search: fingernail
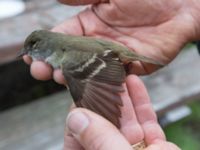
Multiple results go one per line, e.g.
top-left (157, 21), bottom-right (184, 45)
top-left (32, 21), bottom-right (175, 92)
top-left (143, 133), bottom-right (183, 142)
top-left (66, 111), bottom-right (89, 135)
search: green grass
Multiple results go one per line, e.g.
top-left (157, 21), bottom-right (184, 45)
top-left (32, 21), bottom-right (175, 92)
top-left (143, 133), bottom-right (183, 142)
top-left (164, 101), bottom-right (200, 150)
top-left (183, 43), bottom-right (195, 50)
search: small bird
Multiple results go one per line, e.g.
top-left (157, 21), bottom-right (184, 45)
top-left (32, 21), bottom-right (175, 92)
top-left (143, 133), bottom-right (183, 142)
top-left (19, 30), bottom-right (163, 128)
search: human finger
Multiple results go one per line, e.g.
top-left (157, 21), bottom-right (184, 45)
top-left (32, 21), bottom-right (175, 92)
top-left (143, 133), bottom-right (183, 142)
top-left (66, 108), bottom-right (132, 150)
top-left (126, 75), bottom-right (166, 144)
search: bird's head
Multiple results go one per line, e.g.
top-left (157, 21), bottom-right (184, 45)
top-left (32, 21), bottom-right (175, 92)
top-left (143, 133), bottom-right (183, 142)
top-left (19, 30), bottom-right (61, 61)
top-left (19, 30), bottom-right (69, 68)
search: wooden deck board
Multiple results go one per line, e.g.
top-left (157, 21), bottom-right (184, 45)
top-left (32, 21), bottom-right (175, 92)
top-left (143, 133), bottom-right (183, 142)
top-left (0, 92), bottom-right (72, 150)
top-left (144, 47), bottom-right (200, 115)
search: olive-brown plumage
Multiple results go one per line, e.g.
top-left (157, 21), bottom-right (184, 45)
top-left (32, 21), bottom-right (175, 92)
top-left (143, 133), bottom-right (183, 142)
top-left (21, 30), bottom-right (162, 128)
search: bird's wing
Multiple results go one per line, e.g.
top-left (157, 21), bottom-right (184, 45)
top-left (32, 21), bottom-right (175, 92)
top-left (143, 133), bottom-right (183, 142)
top-left (62, 50), bottom-right (126, 128)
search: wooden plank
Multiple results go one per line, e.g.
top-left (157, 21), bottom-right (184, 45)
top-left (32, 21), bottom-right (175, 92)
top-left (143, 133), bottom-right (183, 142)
top-left (0, 92), bottom-right (72, 150)
top-left (143, 47), bottom-right (200, 116)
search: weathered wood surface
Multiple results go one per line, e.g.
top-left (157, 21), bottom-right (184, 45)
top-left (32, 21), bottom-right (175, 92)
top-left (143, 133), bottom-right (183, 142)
top-left (0, 92), bottom-right (72, 150)
top-left (0, 47), bottom-right (200, 150)
top-left (144, 47), bottom-right (200, 116)
top-left (0, 1), bottom-right (84, 64)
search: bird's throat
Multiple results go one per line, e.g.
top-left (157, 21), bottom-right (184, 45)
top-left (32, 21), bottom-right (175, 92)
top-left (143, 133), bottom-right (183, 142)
top-left (45, 52), bottom-right (63, 69)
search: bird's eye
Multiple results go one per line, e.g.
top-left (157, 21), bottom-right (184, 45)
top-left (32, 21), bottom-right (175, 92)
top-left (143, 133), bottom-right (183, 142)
top-left (29, 40), bottom-right (38, 48)
top-left (31, 41), bottom-right (37, 48)
top-left (33, 43), bottom-right (37, 48)
top-left (61, 48), bottom-right (65, 52)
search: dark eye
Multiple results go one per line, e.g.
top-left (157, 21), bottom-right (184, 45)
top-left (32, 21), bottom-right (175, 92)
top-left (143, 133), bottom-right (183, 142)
top-left (61, 48), bottom-right (65, 52)
top-left (30, 40), bottom-right (37, 48)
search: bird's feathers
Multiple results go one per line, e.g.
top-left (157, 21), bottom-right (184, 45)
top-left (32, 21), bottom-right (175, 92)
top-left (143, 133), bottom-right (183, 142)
top-left (22, 30), bottom-right (165, 128)
top-left (62, 50), bottom-right (125, 128)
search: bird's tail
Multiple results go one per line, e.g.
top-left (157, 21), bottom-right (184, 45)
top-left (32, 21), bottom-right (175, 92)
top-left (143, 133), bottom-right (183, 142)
top-left (120, 51), bottom-right (165, 66)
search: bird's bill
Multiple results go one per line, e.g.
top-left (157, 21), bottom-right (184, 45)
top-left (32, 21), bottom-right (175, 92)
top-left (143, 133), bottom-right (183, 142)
top-left (16, 48), bottom-right (27, 59)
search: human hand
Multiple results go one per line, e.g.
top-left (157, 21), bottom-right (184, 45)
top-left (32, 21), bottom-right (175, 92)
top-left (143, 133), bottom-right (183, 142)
top-left (64, 75), bottom-right (180, 150)
top-left (24, 0), bottom-right (200, 84)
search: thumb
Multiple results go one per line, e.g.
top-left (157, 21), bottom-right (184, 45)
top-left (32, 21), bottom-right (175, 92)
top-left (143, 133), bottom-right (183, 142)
top-left (66, 108), bottom-right (132, 150)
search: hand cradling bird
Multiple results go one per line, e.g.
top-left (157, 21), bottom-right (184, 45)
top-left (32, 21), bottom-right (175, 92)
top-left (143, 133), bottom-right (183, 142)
top-left (19, 30), bottom-right (163, 128)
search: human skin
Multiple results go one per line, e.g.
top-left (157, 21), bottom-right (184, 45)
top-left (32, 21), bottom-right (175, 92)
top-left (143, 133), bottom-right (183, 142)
top-left (64, 75), bottom-right (181, 150)
top-left (24, 0), bottom-right (200, 84)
